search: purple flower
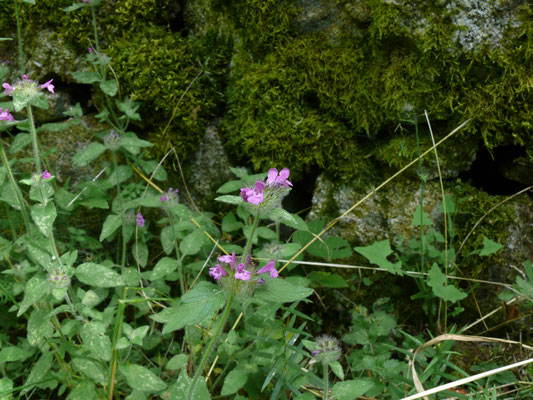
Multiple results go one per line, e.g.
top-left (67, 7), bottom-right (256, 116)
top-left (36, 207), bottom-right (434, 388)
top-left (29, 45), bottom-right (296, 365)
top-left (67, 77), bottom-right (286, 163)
top-left (88, 47), bottom-right (94, 53)
top-left (235, 263), bottom-right (251, 281)
top-left (41, 79), bottom-right (54, 93)
top-left (218, 251), bottom-right (237, 270)
top-left (136, 213), bottom-right (145, 227)
top-left (0, 107), bottom-right (14, 122)
top-left (257, 260), bottom-right (278, 278)
top-left (209, 264), bottom-right (228, 280)
top-left (160, 187), bottom-right (179, 203)
top-left (2, 83), bottom-right (14, 96)
top-left (240, 181), bottom-right (265, 205)
top-left (42, 170), bottom-right (52, 180)
top-left (266, 168), bottom-right (292, 188)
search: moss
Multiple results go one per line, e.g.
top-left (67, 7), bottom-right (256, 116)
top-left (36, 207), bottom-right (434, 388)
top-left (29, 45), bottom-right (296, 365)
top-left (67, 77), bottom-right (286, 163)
top-left (107, 25), bottom-right (232, 157)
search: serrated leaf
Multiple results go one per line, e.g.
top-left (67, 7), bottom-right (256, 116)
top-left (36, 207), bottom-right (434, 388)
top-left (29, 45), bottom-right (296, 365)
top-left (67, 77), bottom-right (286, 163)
top-left (169, 369), bottom-right (210, 400)
top-left (166, 354), bottom-right (188, 370)
top-left (72, 358), bottom-right (107, 384)
top-left (76, 263), bottom-right (124, 288)
top-left (66, 381), bottom-right (97, 400)
top-left (18, 275), bottom-right (49, 316)
top-left (80, 322), bottom-right (112, 361)
top-left (99, 214), bottom-right (122, 241)
top-left (354, 240), bottom-right (403, 275)
top-left (254, 278), bottom-right (312, 303)
top-left (221, 366), bottom-right (248, 396)
top-left (269, 208), bottom-right (308, 231)
top-left (410, 204), bottom-right (433, 226)
top-left (73, 142), bottom-right (106, 167)
top-left (180, 229), bottom-right (204, 256)
top-left (427, 263), bottom-right (467, 303)
top-left (215, 195), bottom-right (243, 205)
top-left (8, 132), bottom-right (31, 154)
top-left (479, 237), bottom-right (504, 256)
top-left (99, 80), bottom-right (117, 96)
top-left (119, 364), bottom-right (166, 393)
top-left (331, 379), bottom-right (374, 400)
top-left (329, 360), bottom-right (344, 380)
top-left (31, 202), bottom-right (56, 236)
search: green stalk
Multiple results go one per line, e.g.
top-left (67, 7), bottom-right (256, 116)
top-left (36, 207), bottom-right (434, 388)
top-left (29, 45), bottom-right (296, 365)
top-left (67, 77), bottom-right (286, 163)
top-left (0, 140), bottom-right (32, 240)
top-left (112, 151), bottom-right (127, 267)
top-left (27, 105), bottom-right (41, 174)
top-left (188, 292), bottom-right (234, 400)
top-left (167, 210), bottom-right (185, 296)
top-left (323, 362), bottom-right (329, 400)
top-left (107, 296), bottom-right (126, 400)
top-left (414, 115), bottom-right (425, 272)
top-left (242, 212), bottom-right (260, 259)
top-left (13, 0), bottom-right (24, 74)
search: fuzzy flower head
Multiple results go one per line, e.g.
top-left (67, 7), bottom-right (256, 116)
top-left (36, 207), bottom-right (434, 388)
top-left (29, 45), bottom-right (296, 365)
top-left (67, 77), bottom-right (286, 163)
top-left (0, 107), bottom-right (14, 122)
top-left (3, 75), bottom-right (54, 111)
top-left (103, 130), bottom-right (121, 151)
top-left (240, 167), bottom-right (293, 211)
top-left (42, 170), bottom-right (52, 180)
top-left (211, 251), bottom-right (279, 297)
top-left (311, 335), bottom-right (341, 364)
top-left (160, 187), bottom-right (179, 206)
top-left (47, 268), bottom-right (71, 288)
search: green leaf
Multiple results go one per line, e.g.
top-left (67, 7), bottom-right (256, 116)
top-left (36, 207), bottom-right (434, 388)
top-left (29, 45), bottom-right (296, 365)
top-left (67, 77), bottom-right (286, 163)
top-left (8, 132), bottom-right (31, 154)
top-left (479, 237), bottom-right (504, 256)
top-left (133, 240), bottom-right (148, 268)
top-left (0, 346), bottom-right (32, 363)
top-left (73, 142), bottom-right (106, 167)
top-left (18, 275), bottom-right (49, 316)
top-left (410, 205), bottom-right (433, 226)
top-left (107, 165), bottom-right (133, 185)
top-left (308, 271), bottom-right (348, 288)
top-left (331, 379), bottom-right (374, 400)
top-left (23, 352), bottom-right (53, 394)
top-left (329, 360), bottom-right (344, 381)
top-left (169, 369), bottom-right (210, 400)
top-left (116, 98), bottom-right (141, 121)
top-left (80, 322), bottom-right (112, 361)
top-left (99, 80), bottom-right (118, 96)
top-left (254, 278), bottom-right (312, 303)
top-left (72, 358), bottom-right (107, 384)
top-left (269, 208), bottom-right (308, 231)
top-left (71, 71), bottom-right (101, 84)
top-left (354, 240), bottom-right (403, 275)
top-left (66, 381), bottom-right (97, 400)
top-left (160, 226), bottom-right (175, 255)
top-left (166, 354), bottom-right (188, 370)
top-left (180, 229), bottom-right (204, 256)
top-left (119, 364), bottom-right (166, 393)
top-left (220, 366), bottom-right (248, 396)
top-left (0, 378), bottom-right (13, 400)
top-left (76, 263), bottom-right (124, 288)
top-left (217, 180), bottom-right (243, 194)
top-left (27, 308), bottom-right (53, 347)
top-left (222, 212), bottom-right (243, 232)
top-left (100, 214), bottom-right (122, 242)
top-left (427, 263), bottom-right (467, 303)
top-left (215, 195), bottom-right (243, 205)
top-left (149, 257), bottom-right (177, 280)
top-left (31, 202), bottom-right (56, 236)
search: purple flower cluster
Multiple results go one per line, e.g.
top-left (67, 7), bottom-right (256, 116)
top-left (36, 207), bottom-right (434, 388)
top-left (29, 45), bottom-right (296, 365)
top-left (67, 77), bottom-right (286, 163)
top-left (42, 170), bottom-right (52, 180)
top-left (3, 75), bottom-right (54, 96)
top-left (160, 187), bottom-right (179, 203)
top-left (209, 251), bottom-right (278, 283)
top-left (136, 213), bottom-right (145, 227)
top-left (240, 168), bottom-right (292, 207)
top-left (0, 107), bottom-right (14, 122)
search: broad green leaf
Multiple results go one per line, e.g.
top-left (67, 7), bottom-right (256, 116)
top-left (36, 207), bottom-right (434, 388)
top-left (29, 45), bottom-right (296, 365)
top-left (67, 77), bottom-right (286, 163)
top-left (99, 80), bottom-right (118, 96)
top-left (354, 240), bottom-right (403, 275)
top-left (72, 358), bottom-right (107, 384)
top-left (308, 271), bottom-right (348, 288)
top-left (18, 275), bottom-right (49, 316)
top-left (100, 214), bottom-right (122, 242)
top-left (254, 278), bottom-right (312, 303)
top-left (116, 98), bottom-right (141, 121)
top-left (0, 378), bottom-right (13, 400)
top-left (150, 257), bottom-right (177, 280)
top-left (0, 346), bottom-right (32, 363)
top-left (222, 212), bottom-right (243, 232)
top-left (27, 308), bottom-right (52, 347)
top-left (71, 71), bottom-right (101, 84)
top-left (215, 195), bottom-right (243, 205)
top-left (331, 379), bottom-right (374, 400)
top-left (166, 354), bottom-right (188, 370)
top-left (8, 132), bottom-right (31, 154)
top-left (76, 263), bottom-right (124, 288)
top-left (160, 226), bottom-right (175, 254)
top-left (133, 240), bottom-right (148, 268)
top-left (221, 366), bottom-right (248, 396)
top-left (269, 208), bottom-right (308, 231)
top-left (169, 370), bottom-right (210, 400)
top-left (107, 165), bottom-right (133, 185)
top-left (80, 322), bottom-right (112, 361)
top-left (180, 229), bottom-right (204, 256)
top-left (427, 263), bottom-right (467, 303)
top-left (217, 180), bottom-right (243, 194)
top-left (329, 360), bottom-right (344, 381)
top-left (410, 205), bottom-right (433, 226)
top-left (66, 381), bottom-right (97, 400)
top-left (23, 352), bottom-right (53, 393)
top-left (479, 237), bottom-right (504, 256)
top-left (119, 364), bottom-right (166, 393)
top-left (73, 142), bottom-right (106, 167)
top-left (31, 202), bottom-right (56, 236)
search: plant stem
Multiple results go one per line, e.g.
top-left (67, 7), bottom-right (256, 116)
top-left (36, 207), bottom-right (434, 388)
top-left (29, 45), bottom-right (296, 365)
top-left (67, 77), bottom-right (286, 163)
top-left (27, 105), bottom-right (42, 174)
top-left (323, 362), bottom-right (329, 400)
top-left (242, 212), bottom-right (260, 259)
top-left (414, 115), bottom-right (425, 272)
top-left (188, 292), bottom-right (234, 400)
top-left (13, 0), bottom-right (24, 74)
top-left (111, 150), bottom-right (127, 267)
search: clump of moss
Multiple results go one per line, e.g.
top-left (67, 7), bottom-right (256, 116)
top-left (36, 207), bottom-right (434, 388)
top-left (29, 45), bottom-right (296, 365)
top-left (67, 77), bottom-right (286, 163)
top-left (107, 25), bottom-right (232, 157)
